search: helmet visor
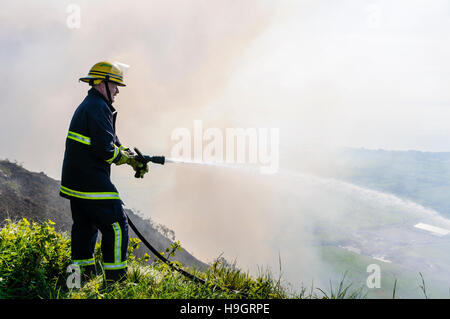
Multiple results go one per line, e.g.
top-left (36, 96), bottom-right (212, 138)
top-left (112, 61), bottom-right (129, 86)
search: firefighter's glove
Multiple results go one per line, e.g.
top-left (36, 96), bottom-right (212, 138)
top-left (115, 150), bottom-right (149, 178)
top-left (134, 162), bottom-right (149, 178)
top-left (115, 150), bottom-right (131, 166)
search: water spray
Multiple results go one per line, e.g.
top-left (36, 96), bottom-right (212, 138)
top-left (133, 147), bottom-right (255, 173)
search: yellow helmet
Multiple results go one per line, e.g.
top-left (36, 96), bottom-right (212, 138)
top-left (79, 61), bottom-right (127, 86)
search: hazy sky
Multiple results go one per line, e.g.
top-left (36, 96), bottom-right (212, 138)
top-left (1, 1), bottom-right (450, 293)
top-left (1, 0), bottom-right (449, 177)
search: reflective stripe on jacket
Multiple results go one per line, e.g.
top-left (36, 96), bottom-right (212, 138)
top-left (60, 88), bottom-right (124, 202)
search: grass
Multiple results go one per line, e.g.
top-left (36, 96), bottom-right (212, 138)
top-left (315, 272), bottom-right (367, 299)
top-left (0, 218), bottom-right (433, 299)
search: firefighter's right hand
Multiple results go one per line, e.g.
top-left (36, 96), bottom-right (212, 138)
top-left (116, 150), bottom-right (139, 168)
top-left (115, 150), bottom-right (132, 166)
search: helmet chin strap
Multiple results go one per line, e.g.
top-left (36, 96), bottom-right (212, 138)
top-left (104, 75), bottom-right (113, 105)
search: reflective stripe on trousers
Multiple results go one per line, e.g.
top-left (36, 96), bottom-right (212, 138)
top-left (103, 222), bottom-right (127, 270)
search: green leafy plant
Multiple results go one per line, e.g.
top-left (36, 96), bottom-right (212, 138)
top-left (0, 218), bottom-right (71, 298)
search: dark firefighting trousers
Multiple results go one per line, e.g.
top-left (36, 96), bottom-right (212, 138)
top-left (70, 200), bottom-right (128, 282)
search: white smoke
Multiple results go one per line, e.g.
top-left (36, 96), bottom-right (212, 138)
top-left (2, 0), bottom-right (450, 298)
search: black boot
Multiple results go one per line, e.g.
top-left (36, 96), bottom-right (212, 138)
top-left (104, 268), bottom-right (128, 284)
top-left (81, 264), bottom-right (98, 283)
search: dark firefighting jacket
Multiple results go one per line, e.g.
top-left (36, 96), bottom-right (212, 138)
top-left (60, 88), bottom-right (126, 202)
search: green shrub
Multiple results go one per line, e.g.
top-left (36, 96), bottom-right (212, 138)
top-left (0, 218), bottom-right (71, 298)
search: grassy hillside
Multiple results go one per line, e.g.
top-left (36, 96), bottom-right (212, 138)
top-left (0, 218), bottom-right (372, 299)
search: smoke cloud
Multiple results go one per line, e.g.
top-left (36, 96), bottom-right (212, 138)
top-left (2, 0), bottom-right (450, 297)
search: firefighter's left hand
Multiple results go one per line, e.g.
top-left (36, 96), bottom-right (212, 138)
top-left (134, 163), bottom-right (149, 178)
top-left (125, 156), bottom-right (148, 178)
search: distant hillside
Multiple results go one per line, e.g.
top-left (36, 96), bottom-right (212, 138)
top-left (0, 160), bottom-right (206, 270)
top-left (287, 148), bottom-right (450, 217)
top-left (331, 148), bottom-right (450, 217)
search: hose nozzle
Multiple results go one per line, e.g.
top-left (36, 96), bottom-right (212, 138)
top-left (148, 156), bottom-right (165, 165)
top-left (132, 148), bottom-right (165, 178)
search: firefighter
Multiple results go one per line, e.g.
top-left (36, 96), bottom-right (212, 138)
top-left (60, 61), bottom-right (148, 283)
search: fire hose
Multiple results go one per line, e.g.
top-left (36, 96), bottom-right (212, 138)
top-left (126, 148), bottom-right (205, 284)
